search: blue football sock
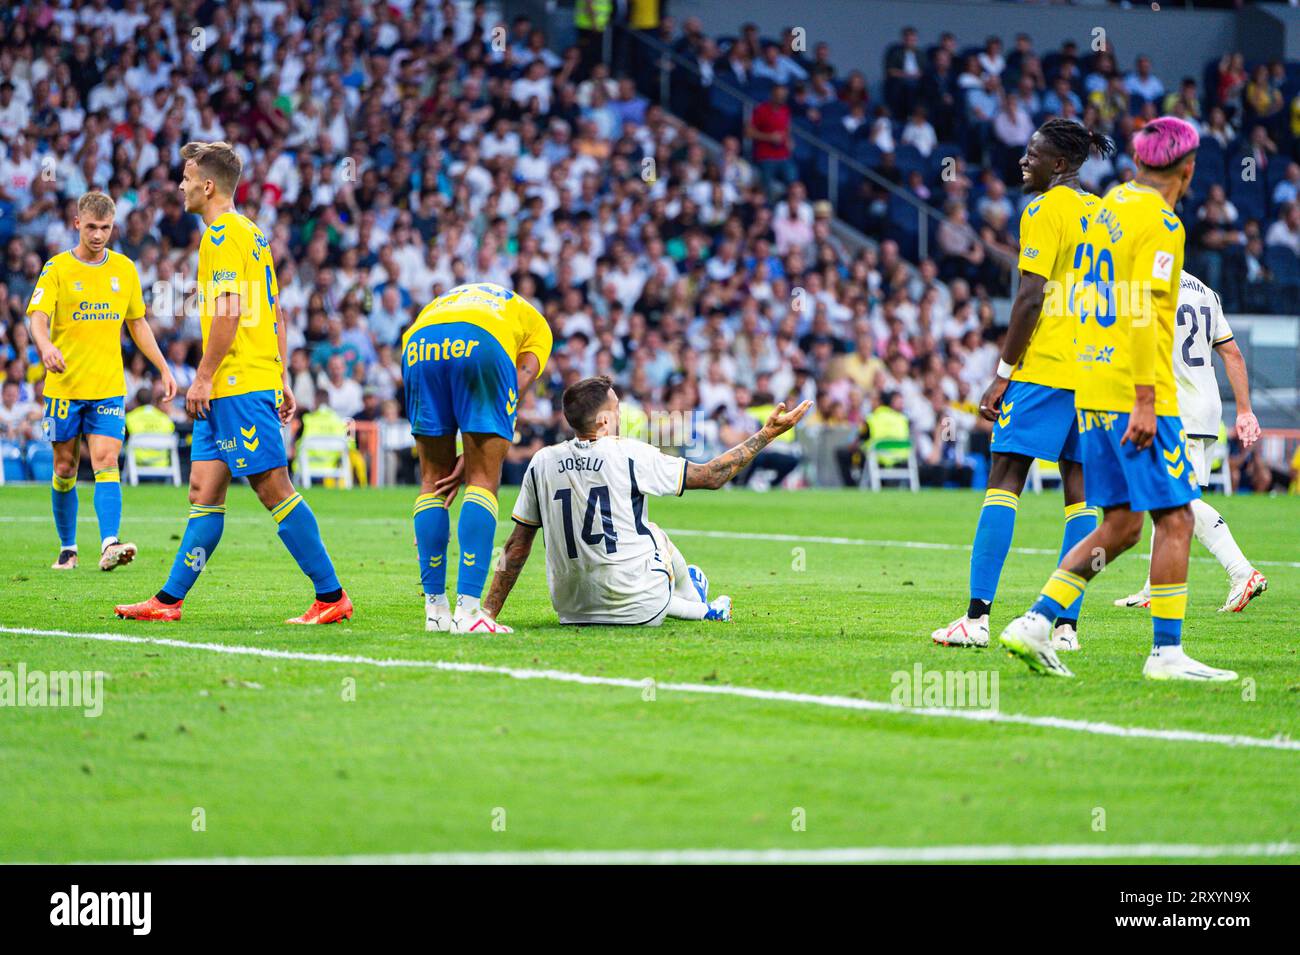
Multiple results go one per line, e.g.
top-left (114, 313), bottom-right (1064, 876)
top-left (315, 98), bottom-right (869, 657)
top-left (456, 485), bottom-right (499, 601)
top-left (1031, 568), bottom-right (1088, 624)
top-left (968, 488), bottom-right (1019, 609)
top-left (51, 473), bottom-right (78, 549)
top-left (414, 492), bottom-right (451, 596)
top-left (1150, 584), bottom-right (1188, 648)
top-left (161, 504), bottom-right (226, 599)
top-left (93, 466), bottom-right (122, 547)
top-left (1057, 502), bottom-right (1097, 622)
top-left (273, 492), bottom-right (341, 598)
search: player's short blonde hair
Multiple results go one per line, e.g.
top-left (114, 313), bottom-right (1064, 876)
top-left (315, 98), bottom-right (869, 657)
top-left (77, 191), bottom-right (115, 221)
top-left (181, 140), bottom-right (243, 197)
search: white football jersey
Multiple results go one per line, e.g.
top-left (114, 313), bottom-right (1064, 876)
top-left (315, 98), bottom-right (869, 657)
top-left (1173, 271), bottom-right (1234, 439)
top-left (512, 436), bottom-right (688, 625)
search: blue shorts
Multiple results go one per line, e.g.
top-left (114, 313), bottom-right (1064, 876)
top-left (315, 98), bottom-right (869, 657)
top-left (403, 321), bottom-right (517, 440)
top-left (42, 396), bottom-right (125, 443)
top-left (990, 380), bottom-right (1082, 463)
top-left (191, 389), bottom-right (287, 476)
top-left (1078, 410), bottom-right (1201, 512)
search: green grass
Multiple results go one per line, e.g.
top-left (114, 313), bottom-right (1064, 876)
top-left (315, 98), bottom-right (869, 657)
top-left (1, 483), bottom-right (1297, 863)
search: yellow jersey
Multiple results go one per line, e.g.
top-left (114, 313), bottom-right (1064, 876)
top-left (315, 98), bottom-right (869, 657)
top-left (1074, 182), bottom-right (1184, 416)
top-left (1014, 185), bottom-right (1098, 390)
top-left (25, 249), bottom-right (145, 400)
top-left (403, 283), bottom-right (553, 372)
top-left (198, 212), bottom-right (282, 399)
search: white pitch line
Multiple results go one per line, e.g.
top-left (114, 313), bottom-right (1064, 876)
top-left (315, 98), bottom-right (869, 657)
top-left (663, 527), bottom-right (1300, 570)
top-left (2, 626), bottom-right (1296, 753)
top-left (1, 515), bottom-right (1296, 569)
top-left (64, 841), bottom-right (1300, 865)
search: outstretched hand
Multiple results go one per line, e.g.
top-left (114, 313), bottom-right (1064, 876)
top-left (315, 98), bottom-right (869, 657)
top-left (763, 399), bottom-right (814, 436)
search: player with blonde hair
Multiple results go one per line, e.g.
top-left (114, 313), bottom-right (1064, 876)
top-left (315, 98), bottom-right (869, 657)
top-left (26, 190), bottom-right (176, 572)
top-left (115, 142), bottom-right (350, 624)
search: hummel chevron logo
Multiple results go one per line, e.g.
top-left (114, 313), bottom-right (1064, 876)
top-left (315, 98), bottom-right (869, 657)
top-left (1027, 203), bottom-right (1041, 217)
top-left (240, 425), bottom-right (257, 438)
top-left (1162, 447), bottom-right (1182, 463)
top-left (210, 224), bottom-right (226, 232)
top-left (210, 235), bottom-right (225, 246)
top-left (1166, 460), bottom-right (1185, 478)
top-left (463, 553), bottom-right (476, 566)
top-left (242, 437), bottom-right (260, 452)
top-left (429, 555), bottom-right (443, 568)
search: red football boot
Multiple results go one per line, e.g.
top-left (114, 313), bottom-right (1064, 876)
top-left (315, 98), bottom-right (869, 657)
top-left (115, 596), bottom-right (183, 621)
top-left (286, 590), bottom-right (354, 625)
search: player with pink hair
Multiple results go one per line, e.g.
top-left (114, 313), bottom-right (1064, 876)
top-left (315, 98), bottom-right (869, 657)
top-left (998, 116), bottom-right (1236, 683)
top-left (1131, 116), bottom-right (1201, 170)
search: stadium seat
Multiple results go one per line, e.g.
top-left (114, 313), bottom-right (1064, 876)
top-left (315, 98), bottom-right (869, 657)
top-left (861, 437), bottom-right (920, 492)
top-left (297, 434), bottom-right (353, 488)
top-left (895, 144), bottom-right (928, 179)
top-left (1026, 458), bottom-right (1062, 494)
top-left (123, 433), bottom-right (182, 486)
top-left (1228, 172), bottom-right (1268, 224)
top-left (26, 442), bottom-right (53, 483)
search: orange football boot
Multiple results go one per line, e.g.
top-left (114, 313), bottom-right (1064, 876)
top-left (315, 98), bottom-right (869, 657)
top-left (286, 590), bottom-right (354, 625)
top-left (115, 596), bottom-right (183, 621)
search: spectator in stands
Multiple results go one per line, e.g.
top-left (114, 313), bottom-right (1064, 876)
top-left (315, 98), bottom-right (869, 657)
top-left (1265, 201), bottom-right (1300, 255)
top-left (1191, 183), bottom-right (1245, 295)
top-left (752, 42), bottom-right (806, 87)
top-left (1201, 106), bottom-right (1236, 149)
top-left (1245, 64), bottom-right (1284, 138)
top-left (1125, 55), bottom-right (1165, 109)
top-left (0, 378), bottom-right (37, 442)
top-left (884, 27), bottom-right (925, 118)
top-left (320, 354), bottom-right (364, 420)
top-left (746, 82), bottom-right (797, 198)
top-left (901, 106), bottom-right (937, 158)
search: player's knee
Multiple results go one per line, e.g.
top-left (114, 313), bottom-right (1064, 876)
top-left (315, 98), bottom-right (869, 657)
top-left (53, 460), bottom-right (77, 479)
top-left (1157, 505), bottom-right (1194, 543)
top-left (1106, 512), bottom-right (1144, 551)
top-left (250, 469), bottom-right (294, 510)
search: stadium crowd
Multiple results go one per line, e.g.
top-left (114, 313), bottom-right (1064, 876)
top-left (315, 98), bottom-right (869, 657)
top-left (0, 1), bottom-right (1296, 493)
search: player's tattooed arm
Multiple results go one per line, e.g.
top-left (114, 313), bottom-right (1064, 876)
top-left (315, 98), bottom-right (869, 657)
top-left (684, 400), bottom-right (814, 490)
top-left (483, 522), bottom-right (539, 618)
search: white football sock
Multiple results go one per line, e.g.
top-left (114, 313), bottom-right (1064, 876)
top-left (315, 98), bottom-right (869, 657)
top-left (668, 544), bottom-right (702, 602)
top-left (666, 595), bottom-right (708, 620)
top-left (1191, 499), bottom-right (1252, 582)
top-left (457, 594), bottom-right (482, 615)
top-left (426, 594), bottom-right (449, 607)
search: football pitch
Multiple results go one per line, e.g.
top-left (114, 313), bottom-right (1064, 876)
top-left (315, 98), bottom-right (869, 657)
top-left (1, 484), bottom-right (1297, 864)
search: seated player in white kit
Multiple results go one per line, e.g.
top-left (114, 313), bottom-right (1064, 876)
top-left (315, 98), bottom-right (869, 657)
top-left (481, 376), bottom-right (812, 627)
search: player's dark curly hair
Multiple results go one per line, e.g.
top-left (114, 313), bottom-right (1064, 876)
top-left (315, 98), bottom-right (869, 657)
top-left (1037, 118), bottom-right (1116, 168)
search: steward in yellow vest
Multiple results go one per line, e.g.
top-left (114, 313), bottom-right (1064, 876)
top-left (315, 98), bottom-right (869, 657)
top-left (125, 389), bottom-right (176, 469)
